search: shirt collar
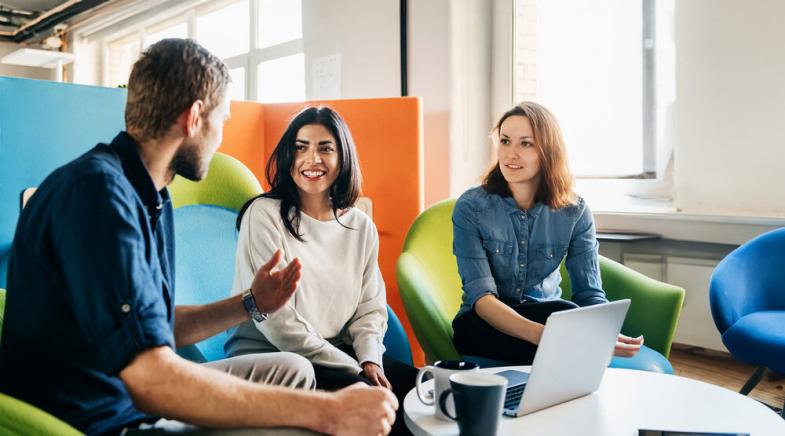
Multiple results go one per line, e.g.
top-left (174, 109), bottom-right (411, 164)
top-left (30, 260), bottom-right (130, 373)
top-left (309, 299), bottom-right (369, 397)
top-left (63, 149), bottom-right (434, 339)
top-left (500, 194), bottom-right (546, 217)
top-left (109, 131), bottom-right (170, 211)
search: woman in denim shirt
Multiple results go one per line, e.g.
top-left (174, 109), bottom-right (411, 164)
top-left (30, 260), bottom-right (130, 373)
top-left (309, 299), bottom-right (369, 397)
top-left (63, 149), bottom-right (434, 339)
top-left (451, 102), bottom-right (643, 364)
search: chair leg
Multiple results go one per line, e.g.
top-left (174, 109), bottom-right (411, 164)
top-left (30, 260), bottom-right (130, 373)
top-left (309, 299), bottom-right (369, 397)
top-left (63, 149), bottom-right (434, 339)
top-left (781, 397), bottom-right (784, 419)
top-left (739, 366), bottom-right (766, 396)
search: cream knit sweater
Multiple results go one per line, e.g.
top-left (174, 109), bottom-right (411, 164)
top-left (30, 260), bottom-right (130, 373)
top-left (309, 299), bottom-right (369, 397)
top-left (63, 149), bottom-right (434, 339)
top-left (226, 197), bottom-right (388, 374)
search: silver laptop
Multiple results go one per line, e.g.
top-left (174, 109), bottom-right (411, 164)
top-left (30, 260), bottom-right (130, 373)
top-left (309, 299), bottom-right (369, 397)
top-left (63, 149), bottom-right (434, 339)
top-left (498, 299), bottom-right (631, 417)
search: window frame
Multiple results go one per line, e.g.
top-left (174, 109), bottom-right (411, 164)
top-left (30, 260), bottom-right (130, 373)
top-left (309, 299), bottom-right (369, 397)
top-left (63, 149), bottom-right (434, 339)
top-left (98, 0), bottom-right (304, 102)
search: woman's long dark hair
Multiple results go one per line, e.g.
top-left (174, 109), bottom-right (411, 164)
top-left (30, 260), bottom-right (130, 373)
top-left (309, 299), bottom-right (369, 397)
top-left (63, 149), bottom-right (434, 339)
top-left (236, 106), bottom-right (362, 241)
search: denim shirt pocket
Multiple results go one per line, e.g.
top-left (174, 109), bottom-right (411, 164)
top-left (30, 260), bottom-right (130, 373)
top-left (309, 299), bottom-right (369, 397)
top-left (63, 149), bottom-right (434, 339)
top-left (482, 239), bottom-right (514, 284)
top-left (530, 244), bottom-right (566, 282)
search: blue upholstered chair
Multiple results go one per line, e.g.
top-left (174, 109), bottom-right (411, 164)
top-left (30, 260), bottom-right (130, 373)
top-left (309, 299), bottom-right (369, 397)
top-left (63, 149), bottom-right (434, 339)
top-left (384, 306), bottom-right (413, 365)
top-left (710, 228), bottom-right (785, 418)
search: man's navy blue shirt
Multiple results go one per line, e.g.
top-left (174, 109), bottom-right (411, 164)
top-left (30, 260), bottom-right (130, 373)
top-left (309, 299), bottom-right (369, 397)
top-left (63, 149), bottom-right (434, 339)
top-left (0, 132), bottom-right (176, 435)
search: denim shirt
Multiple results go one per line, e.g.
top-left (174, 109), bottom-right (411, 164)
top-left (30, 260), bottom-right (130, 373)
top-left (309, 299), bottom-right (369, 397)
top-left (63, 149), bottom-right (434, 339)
top-left (452, 186), bottom-right (607, 319)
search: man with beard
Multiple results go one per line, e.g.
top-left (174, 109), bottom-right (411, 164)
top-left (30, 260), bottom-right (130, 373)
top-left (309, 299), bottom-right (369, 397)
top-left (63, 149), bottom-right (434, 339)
top-left (0, 39), bottom-right (397, 436)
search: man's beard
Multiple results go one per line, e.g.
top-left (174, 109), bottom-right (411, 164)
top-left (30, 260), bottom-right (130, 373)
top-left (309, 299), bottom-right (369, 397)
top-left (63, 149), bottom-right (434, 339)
top-left (170, 141), bottom-right (207, 181)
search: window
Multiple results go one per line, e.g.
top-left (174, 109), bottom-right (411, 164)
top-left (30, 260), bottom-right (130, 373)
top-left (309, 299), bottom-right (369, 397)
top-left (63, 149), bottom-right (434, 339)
top-left (197, 0), bottom-right (250, 60)
top-left (259, 0), bottom-right (302, 48)
top-left (228, 67), bottom-right (247, 101)
top-left (257, 53), bottom-right (305, 103)
top-left (143, 21), bottom-right (187, 48)
top-left (514, 0), bottom-right (660, 178)
top-left (100, 0), bottom-right (305, 103)
top-left (106, 35), bottom-right (140, 88)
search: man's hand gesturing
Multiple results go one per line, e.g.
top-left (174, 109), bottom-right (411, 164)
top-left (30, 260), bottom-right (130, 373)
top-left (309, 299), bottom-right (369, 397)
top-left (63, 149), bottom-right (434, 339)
top-left (250, 249), bottom-right (301, 314)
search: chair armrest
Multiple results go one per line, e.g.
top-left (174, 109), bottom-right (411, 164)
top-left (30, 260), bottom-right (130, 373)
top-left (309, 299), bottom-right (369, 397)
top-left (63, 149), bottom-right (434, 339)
top-left (0, 393), bottom-right (82, 435)
top-left (598, 256), bottom-right (685, 357)
top-left (396, 253), bottom-right (462, 362)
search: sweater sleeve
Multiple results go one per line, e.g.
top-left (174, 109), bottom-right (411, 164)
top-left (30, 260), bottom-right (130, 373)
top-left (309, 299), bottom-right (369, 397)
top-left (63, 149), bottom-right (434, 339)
top-left (347, 220), bottom-right (388, 368)
top-left (234, 199), bottom-right (362, 374)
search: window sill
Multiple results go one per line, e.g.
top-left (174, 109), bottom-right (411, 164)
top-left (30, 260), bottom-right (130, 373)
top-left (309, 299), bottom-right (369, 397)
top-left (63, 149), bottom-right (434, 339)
top-left (576, 178), bottom-right (785, 245)
top-left (591, 203), bottom-right (785, 246)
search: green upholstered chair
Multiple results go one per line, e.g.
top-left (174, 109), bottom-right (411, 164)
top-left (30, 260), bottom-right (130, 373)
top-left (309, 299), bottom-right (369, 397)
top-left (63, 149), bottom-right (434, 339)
top-left (168, 152), bottom-right (264, 211)
top-left (0, 288), bottom-right (83, 435)
top-left (396, 199), bottom-right (685, 373)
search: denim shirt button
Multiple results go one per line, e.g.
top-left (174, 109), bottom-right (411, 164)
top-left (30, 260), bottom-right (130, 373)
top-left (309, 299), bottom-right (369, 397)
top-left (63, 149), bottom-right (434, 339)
top-left (519, 264), bottom-right (524, 268)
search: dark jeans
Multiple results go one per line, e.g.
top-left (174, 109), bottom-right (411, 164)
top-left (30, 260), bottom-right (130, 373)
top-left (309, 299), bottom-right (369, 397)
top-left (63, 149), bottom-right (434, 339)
top-left (312, 345), bottom-right (417, 436)
top-left (452, 299), bottom-right (579, 365)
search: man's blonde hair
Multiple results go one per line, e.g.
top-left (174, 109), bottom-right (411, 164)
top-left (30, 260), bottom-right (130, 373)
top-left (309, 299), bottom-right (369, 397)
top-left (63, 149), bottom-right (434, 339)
top-left (125, 38), bottom-right (230, 141)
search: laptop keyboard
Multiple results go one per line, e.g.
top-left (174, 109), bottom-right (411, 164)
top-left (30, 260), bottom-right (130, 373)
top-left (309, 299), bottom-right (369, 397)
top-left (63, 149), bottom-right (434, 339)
top-left (495, 369), bottom-right (530, 413)
top-left (504, 383), bottom-right (526, 410)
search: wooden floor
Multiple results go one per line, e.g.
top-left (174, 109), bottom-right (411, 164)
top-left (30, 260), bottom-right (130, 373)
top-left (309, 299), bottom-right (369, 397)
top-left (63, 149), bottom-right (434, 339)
top-left (669, 343), bottom-right (785, 411)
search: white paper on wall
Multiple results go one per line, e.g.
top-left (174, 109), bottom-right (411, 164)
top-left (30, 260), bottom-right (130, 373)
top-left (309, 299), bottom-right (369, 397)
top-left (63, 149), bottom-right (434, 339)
top-left (311, 54), bottom-right (341, 100)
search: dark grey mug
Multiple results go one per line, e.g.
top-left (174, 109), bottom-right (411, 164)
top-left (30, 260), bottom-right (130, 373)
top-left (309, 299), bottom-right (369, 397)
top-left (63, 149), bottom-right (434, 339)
top-left (438, 372), bottom-right (508, 436)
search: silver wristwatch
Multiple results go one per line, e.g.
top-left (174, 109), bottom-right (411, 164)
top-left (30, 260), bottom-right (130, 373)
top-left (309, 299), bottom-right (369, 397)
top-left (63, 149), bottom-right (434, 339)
top-left (241, 289), bottom-right (268, 323)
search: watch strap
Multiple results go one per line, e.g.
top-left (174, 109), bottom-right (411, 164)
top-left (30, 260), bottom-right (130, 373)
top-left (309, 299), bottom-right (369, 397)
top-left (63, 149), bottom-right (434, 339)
top-left (241, 289), bottom-right (268, 323)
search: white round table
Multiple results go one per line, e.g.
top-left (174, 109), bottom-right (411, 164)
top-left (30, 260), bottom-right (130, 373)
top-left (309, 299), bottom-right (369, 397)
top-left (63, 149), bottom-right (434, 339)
top-left (403, 367), bottom-right (785, 436)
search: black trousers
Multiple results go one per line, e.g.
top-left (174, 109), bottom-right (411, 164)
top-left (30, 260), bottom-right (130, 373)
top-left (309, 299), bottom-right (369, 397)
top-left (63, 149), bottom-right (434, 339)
top-left (312, 346), bottom-right (417, 436)
top-left (452, 299), bottom-right (579, 365)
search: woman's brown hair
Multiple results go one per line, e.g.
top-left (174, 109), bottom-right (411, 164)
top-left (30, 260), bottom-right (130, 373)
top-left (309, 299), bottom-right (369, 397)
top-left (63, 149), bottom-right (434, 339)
top-left (482, 101), bottom-right (576, 209)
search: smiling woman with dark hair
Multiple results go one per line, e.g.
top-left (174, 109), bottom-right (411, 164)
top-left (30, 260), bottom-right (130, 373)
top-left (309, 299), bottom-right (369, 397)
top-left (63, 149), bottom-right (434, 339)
top-left (226, 106), bottom-right (416, 435)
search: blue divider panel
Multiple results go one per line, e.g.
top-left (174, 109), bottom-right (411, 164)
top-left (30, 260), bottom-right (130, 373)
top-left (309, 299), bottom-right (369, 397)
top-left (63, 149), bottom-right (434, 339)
top-left (0, 77), bottom-right (126, 287)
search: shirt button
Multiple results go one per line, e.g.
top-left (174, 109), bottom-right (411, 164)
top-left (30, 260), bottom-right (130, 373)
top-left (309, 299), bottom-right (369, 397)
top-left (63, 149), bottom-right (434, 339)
top-left (121, 304), bottom-right (131, 313)
top-left (520, 240), bottom-right (526, 245)
top-left (519, 264), bottom-right (524, 268)
top-left (516, 288), bottom-right (521, 292)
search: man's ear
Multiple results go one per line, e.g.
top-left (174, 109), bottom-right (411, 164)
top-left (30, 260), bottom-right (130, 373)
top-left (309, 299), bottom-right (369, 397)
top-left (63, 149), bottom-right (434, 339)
top-left (183, 100), bottom-right (205, 138)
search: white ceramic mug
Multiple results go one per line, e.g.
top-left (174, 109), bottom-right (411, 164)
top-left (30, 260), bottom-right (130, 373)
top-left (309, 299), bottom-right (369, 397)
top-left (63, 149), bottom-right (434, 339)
top-left (415, 360), bottom-right (479, 420)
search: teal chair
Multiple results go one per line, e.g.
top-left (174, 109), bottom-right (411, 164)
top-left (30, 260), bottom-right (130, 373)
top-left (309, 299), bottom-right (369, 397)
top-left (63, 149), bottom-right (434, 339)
top-left (0, 288), bottom-right (83, 435)
top-left (168, 152), bottom-right (264, 362)
top-left (397, 199), bottom-right (685, 373)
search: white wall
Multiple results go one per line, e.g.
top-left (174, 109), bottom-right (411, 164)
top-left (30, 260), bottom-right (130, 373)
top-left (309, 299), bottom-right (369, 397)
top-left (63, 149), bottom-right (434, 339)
top-left (410, 0), bottom-right (498, 205)
top-left (409, 0), bottom-right (452, 205)
top-left (0, 42), bottom-right (54, 81)
top-left (448, 0), bottom-right (494, 199)
top-left (302, 0), bottom-right (400, 99)
top-left (673, 0), bottom-right (785, 218)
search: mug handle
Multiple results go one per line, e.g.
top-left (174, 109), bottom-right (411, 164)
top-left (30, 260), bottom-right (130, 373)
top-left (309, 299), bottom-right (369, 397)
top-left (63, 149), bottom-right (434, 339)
top-left (438, 389), bottom-right (459, 421)
top-left (415, 366), bottom-right (435, 405)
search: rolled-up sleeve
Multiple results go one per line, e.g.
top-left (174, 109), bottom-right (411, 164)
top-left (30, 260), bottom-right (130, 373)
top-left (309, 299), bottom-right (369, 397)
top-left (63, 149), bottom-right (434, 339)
top-left (565, 202), bottom-right (608, 307)
top-left (452, 197), bottom-right (498, 308)
top-left (55, 176), bottom-right (174, 375)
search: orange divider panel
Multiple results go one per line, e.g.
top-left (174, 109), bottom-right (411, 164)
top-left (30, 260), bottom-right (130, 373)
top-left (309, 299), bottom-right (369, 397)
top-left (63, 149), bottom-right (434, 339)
top-left (221, 97), bottom-right (426, 366)
top-left (220, 101), bottom-right (266, 182)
